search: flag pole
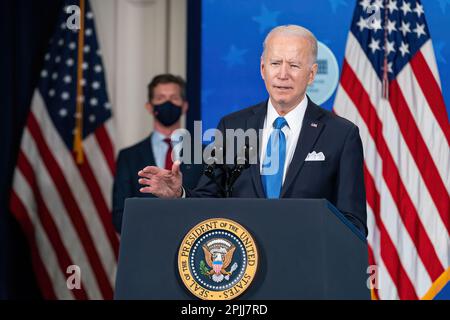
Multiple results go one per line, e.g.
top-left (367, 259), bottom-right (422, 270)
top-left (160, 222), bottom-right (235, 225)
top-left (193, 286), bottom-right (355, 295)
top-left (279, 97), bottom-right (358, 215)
top-left (382, 0), bottom-right (389, 100)
top-left (73, 0), bottom-right (86, 164)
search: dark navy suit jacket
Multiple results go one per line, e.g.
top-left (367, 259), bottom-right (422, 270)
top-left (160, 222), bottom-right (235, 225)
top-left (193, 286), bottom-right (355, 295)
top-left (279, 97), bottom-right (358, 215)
top-left (112, 133), bottom-right (204, 233)
top-left (186, 99), bottom-right (368, 236)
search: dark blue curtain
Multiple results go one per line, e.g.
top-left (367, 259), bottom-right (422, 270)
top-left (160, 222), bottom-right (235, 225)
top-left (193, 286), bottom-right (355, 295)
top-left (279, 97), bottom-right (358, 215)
top-left (186, 0), bottom-right (202, 135)
top-left (0, 0), bottom-right (62, 299)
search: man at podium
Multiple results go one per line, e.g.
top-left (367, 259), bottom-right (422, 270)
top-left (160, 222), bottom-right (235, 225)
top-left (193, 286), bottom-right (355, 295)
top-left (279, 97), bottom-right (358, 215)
top-left (137, 25), bottom-right (367, 237)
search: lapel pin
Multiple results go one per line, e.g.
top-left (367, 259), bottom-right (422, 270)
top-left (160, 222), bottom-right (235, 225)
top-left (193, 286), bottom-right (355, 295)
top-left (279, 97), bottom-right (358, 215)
top-left (311, 122), bottom-right (318, 128)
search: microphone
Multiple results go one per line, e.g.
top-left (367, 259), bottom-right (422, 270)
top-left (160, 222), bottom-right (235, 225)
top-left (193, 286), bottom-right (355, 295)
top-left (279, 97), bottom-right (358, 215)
top-left (203, 142), bottom-right (255, 197)
top-left (203, 146), bottom-right (226, 196)
top-left (203, 146), bottom-right (223, 177)
top-left (227, 143), bottom-right (253, 195)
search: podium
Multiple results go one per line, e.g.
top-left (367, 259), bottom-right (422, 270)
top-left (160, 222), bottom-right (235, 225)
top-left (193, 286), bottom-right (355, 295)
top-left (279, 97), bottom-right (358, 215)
top-left (115, 198), bottom-right (370, 300)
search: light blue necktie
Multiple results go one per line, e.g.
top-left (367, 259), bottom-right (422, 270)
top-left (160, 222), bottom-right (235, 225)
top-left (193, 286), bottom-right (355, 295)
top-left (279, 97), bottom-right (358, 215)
top-left (262, 117), bottom-right (287, 198)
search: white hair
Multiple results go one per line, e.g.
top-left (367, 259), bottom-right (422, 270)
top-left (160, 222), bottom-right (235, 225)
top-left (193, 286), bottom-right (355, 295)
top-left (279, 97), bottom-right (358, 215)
top-left (262, 25), bottom-right (318, 65)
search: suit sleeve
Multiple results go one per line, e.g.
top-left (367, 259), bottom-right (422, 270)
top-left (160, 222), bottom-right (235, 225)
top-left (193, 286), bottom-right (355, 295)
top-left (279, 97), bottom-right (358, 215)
top-left (112, 151), bottom-right (133, 233)
top-left (335, 125), bottom-right (368, 237)
top-left (185, 118), bottom-right (226, 198)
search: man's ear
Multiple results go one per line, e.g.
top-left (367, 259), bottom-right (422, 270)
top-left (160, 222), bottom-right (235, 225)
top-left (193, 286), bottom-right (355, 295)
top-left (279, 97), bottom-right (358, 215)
top-left (182, 101), bottom-right (189, 114)
top-left (145, 102), bottom-right (153, 114)
top-left (308, 63), bottom-right (318, 85)
top-left (260, 56), bottom-right (266, 81)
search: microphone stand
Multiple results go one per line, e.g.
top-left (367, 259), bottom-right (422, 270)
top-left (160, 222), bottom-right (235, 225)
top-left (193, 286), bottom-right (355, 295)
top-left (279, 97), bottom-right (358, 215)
top-left (203, 146), bottom-right (227, 197)
top-left (203, 161), bottom-right (227, 197)
top-left (224, 162), bottom-right (248, 197)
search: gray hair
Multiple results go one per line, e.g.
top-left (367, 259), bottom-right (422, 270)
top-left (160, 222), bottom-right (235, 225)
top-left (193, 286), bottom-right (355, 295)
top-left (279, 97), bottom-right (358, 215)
top-left (262, 25), bottom-right (318, 65)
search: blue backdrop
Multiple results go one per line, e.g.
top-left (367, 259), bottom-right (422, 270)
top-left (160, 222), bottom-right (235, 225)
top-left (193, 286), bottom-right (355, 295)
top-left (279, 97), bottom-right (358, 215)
top-left (200, 0), bottom-right (450, 131)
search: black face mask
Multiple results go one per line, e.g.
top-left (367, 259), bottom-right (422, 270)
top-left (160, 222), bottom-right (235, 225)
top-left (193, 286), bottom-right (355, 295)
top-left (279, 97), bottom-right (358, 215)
top-left (153, 101), bottom-right (182, 127)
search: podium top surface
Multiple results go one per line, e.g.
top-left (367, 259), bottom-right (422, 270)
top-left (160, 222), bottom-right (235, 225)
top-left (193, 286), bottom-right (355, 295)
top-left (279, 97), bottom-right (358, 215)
top-left (124, 198), bottom-right (366, 242)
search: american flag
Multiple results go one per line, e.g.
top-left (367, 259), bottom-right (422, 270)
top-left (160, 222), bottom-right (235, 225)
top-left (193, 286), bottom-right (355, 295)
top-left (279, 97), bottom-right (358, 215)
top-left (10, 0), bottom-right (118, 299)
top-left (334, 0), bottom-right (449, 299)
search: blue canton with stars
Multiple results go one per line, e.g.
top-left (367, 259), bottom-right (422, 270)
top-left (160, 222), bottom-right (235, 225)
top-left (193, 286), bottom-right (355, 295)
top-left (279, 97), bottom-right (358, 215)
top-left (351, 0), bottom-right (430, 81)
top-left (38, 0), bottom-right (111, 149)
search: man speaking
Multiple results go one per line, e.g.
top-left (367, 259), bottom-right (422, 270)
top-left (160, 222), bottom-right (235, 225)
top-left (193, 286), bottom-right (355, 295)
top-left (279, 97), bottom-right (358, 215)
top-left (138, 25), bottom-right (367, 236)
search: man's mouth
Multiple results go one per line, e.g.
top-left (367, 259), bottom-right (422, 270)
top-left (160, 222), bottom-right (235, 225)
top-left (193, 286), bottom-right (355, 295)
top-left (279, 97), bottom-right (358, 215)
top-left (273, 85), bottom-right (293, 91)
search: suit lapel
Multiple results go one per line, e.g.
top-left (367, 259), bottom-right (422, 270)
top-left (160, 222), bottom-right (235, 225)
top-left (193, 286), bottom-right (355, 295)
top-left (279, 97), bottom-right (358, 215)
top-left (246, 102), bottom-right (267, 198)
top-left (139, 133), bottom-right (156, 168)
top-left (135, 133), bottom-right (156, 197)
top-left (280, 99), bottom-right (326, 197)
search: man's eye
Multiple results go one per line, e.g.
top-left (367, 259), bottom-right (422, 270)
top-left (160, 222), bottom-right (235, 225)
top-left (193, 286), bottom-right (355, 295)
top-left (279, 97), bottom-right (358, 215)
top-left (291, 65), bottom-right (300, 69)
top-left (271, 62), bottom-right (280, 66)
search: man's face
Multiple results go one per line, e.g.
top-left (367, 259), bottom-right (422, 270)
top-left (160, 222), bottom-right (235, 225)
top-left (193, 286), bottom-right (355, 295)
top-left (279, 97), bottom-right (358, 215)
top-left (146, 82), bottom-right (188, 116)
top-left (260, 34), bottom-right (318, 111)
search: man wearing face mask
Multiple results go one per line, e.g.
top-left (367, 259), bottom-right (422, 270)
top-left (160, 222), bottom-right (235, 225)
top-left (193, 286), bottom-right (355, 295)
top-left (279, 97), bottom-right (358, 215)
top-left (112, 74), bottom-right (203, 233)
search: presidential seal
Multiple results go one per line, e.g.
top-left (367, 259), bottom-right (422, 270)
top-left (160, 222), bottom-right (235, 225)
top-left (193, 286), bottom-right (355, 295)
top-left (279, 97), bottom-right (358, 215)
top-left (178, 218), bottom-right (258, 300)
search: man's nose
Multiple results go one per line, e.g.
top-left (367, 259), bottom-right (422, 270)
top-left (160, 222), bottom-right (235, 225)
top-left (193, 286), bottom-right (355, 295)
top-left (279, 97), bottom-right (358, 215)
top-left (277, 62), bottom-right (289, 80)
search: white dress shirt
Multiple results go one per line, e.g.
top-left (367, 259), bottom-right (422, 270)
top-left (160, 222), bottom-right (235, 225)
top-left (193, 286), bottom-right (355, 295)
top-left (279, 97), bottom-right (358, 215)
top-left (259, 95), bottom-right (308, 184)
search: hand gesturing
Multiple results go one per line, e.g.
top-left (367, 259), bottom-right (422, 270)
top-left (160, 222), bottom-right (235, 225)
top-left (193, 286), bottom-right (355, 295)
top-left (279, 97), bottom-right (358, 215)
top-left (138, 160), bottom-right (183, 198)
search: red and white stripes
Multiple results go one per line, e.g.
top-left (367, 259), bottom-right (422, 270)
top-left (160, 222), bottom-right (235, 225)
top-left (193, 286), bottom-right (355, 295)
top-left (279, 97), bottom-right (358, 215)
top-left (11, 91), bottom-right (118, 299)
top-left (334, 32), bottom-right (449, 300)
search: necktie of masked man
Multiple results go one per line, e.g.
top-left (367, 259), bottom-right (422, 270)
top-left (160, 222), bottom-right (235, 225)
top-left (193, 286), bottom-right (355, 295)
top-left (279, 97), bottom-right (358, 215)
top-left (163, 138), bottom-right (173, 170)
top-left (261, 117), bottom-right (288, 198)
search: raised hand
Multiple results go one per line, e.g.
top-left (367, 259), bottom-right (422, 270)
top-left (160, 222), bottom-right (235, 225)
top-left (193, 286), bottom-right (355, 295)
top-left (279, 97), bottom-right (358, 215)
top-left (138, 160), bottom-right (183, 198)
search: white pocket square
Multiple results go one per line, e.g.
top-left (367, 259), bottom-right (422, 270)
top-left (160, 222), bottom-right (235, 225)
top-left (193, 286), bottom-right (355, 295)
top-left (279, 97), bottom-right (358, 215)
top-left (305, 151), bottom-right (325, 161)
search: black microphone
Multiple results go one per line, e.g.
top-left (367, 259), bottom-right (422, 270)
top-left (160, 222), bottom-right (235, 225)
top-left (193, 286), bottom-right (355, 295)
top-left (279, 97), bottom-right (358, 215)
top-left (227, 143), bottom-right (253, 194)
top-left (203, 146), bottom-right (226, 196)
top-left (203, 146), bottom-right (223, 177)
